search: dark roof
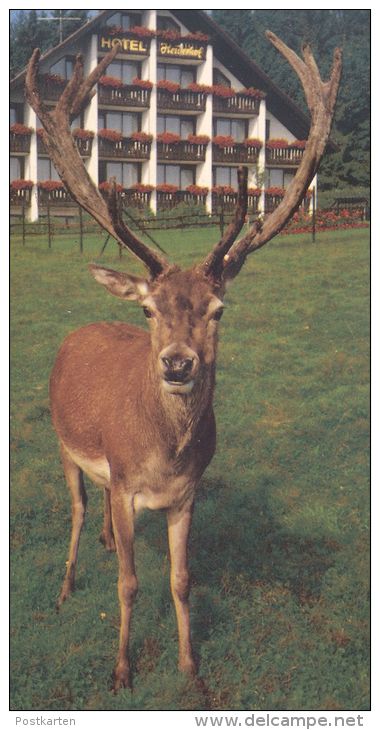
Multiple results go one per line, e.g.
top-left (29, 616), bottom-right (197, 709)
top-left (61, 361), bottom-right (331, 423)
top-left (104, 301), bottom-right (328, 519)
top-left (11, 9), bottom-right (324, 144)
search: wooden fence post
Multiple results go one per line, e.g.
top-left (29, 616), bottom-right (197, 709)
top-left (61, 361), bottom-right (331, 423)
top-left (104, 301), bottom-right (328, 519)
top-left (47, 198), bottom-right (52, 249)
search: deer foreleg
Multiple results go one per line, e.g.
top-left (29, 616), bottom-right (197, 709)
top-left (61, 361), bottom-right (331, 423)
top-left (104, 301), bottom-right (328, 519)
top-left (167, 501), bottom-right (196, 676)
top-left (57, 444), bottom-right (87, 609)
top-left (110, 488), bottom-right (137, 691)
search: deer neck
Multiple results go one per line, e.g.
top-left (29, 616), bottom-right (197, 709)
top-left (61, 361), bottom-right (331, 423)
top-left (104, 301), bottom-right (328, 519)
top-left (147, 354), bottom-right (216, 458)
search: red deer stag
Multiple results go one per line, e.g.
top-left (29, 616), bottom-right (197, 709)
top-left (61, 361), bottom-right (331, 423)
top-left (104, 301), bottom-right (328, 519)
top-left (25, 33), bottom-right (342, 691)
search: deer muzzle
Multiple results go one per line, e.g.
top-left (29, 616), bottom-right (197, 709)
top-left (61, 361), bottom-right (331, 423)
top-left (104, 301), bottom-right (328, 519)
top-left (159, 345), bottom-right (200, 395)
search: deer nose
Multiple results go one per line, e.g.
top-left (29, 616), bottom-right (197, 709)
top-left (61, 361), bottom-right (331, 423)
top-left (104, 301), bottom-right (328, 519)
top-left (161, 355), bottom-right (195, 383)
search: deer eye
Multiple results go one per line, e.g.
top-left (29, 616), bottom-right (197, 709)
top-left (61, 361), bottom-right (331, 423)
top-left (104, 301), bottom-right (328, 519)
top-left (143, 306), bottom-right (153, 319)
top-left (212, 307), bottom-right (224, 321)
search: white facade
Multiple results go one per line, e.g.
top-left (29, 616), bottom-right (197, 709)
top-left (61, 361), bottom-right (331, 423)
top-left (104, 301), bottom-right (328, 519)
top-left (10, 9), bottom-right (316, 221)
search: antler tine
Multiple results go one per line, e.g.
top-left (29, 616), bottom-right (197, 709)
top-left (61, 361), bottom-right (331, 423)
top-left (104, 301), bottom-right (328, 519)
top-left (201, 32), bottom-right (342, 283)
top-left (25, 47), bottom-right (169, 278)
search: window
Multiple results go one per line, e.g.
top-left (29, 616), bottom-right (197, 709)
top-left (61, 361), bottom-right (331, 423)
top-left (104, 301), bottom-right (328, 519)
top-left (157, 64), bottom-right (195, 87)
top-left (37, 158), bottom-right (60, 181)
top-left (265, 169), bottom-right (295, 188)
top-left (10, 157), bottom-right (23, 180)
top-left (106, 12), bottom-right (142, 29)
top-left (157, 15), bottom-right (181, 33)
top-left (157, 115), bottom-right (195, 138)
top-left (213, 118), bottom-right (247, 142)
top-left (213, 68), bottom-right (231, 87)
top-left (157, 164), bottom-right (195, 188)
top-left (213, 166), bottom-right (238, 188)
top-left (99, 161), bottom-right (140, 188)
top-left (105, 59), bottom-right (141, 84)
top-left (10, 105), bottom-right (23, 125)
top-left (98, 111), bottom-right (140, 136)
top-left (265, 119), bottom-right (271, 140)
top-left (50, 57), bottom-right (74, 79)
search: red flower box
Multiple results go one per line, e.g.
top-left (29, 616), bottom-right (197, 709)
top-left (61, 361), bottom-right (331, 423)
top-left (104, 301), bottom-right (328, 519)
top-left (187, 82), bottom-right (212, 94)
top-left (212, 135), bottom-right (236, 147)
top-left (99, 75), bottom-right (124, 88)
top-left (10, 179), bottom-right (34, 190)
top-left (38, 180), bottom-right (65, 190)
top-left (156, 29), bottom-right (208, 42)
top-left (242, 87), bottom-right (266, 99)
top-left (266, 139), bottom-right (289, 149)
top-left (211, 85), bottom-right (236, 98)
top-left (157, 132), bottom-right (181, 144)
top-left (212, 185), bottom-right (236, 195)
top-left (72, 128), bottom-right (95, 140)
top-left (130, 131), bottom-right (153, 143)
top-left (129, 25), bottom-right (156, 38)
top-left (10, 123), bottom-right (33, 136)
top-left (248, 188), bottom-right (262, 196)
top-left (156, 184), bottom-right (179, 193)
top-left (187, 134), bottom-right (210, 145)
top-left (291, 139), bottom-right (307, 149)
top-left (266, 186), bottom-right (286, 197)
top-left (157, 79), bottom-right (181, 93)
top-left (243, 138), bottom-right (263, 148)
top-left (131, 77), bottom-right (153, 89)
top-left (186, 185), bottom-right (208, 196)
top-left (98, 128), bottom-right (124, 142)
top-left (131, 183), bottom-right (154, 192)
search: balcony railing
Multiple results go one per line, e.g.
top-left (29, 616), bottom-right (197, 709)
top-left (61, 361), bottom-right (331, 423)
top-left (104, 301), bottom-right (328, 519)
top-left (10, 187), bottom-right (32, 206)
top-left (38, 187), bottom-right (73, 206)
top-left (122, 188), bottom-right (153, 209)
top-left (37, 134), bottom-right (93, 157)
top-left (157, 140), bottom-right (207, 163)
top-left (157, 88), bottom-right (207, 113)
top-left (98, 136), bottom-right (151, 160)
top-left (212, 142), bottom-right (260, 164)
top-left (266, 145), bottom-right (305, 166)
top-left (213, 92), bottom-right (261, 116)
top-left (98, 83), bottom-right (151, 108)
top-left (157, 189), bottom-right (208, 210)
top-left (212, 191), bottom-right (260, 213)
top-left (10, 132), bottom-right (31, 154)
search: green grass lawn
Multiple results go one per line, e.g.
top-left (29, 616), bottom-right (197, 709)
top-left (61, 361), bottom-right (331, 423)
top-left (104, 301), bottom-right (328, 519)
top-left (10, 226), bottom-right (370, 711)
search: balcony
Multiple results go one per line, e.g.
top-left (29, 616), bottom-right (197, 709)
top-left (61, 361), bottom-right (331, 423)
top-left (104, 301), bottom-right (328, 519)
top-left (157, 137), bottom-right (208, 163)
top-left (37, 183), bottom-right (73, 207)
top-left (10, 125), bottom-right (32, 154)
top-left (212, 90), bottom-right (262, 117)
top-left (10, 182), bottom-right (33, 207)
top-left (212, 138), bottom-right (261, 164)
top-left (98, 132), bottom-right (152, 160)
top-left (265, 141), bottom-right (306, 167)
top-left (157, 188), bottom-right (208, 210)
top-left (98, 81), bottom-right (152, 109)
top-left (38, 73), bottom-right (68, 101)
top-left (157, 87), bottom-right (207, 114)
top-left (37, 130), bottom-right (94, 157)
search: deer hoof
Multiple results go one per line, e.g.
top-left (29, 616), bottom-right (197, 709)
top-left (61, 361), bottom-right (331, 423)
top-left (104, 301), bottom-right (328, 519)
top-left (112, 665), bottom-right (132, 692)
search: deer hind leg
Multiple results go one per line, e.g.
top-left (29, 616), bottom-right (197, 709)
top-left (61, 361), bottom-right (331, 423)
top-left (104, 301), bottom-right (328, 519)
top-left (110, 488), bottom-right (137, 691)
top-left (99, 487), bottom-right (116, 552)
top-left (167, 501), bottom-right (196, 676)
top-left (56, 444), bottom-right (87, 610)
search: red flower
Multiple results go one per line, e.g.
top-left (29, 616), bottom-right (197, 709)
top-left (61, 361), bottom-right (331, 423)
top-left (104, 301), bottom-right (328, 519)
top-left (291, 139), bottom-right (307, 149)
top-left (266, 187), bottom-right (286, 197)
top-left (212, 185), bottom-right (236, 195)
top-left (187, 82), bottom-right (212, 94)
top-left (248, 188), bottom-right (262, 196)
top-left (241, 87), bottom-right (265, 99)
top-left (10, 123), bottom-right (33, 136)
top-left (10, 179), bottom-right (34, 190)
top-left (98, 128), bottom-right (123, 142)
top-left (157, 79), bottom-right (180, 93)
top-left (99, 181), bottom-right (124, 193)
top-left (157, 132), bottom-right (181, 144)
top-left (129, 25), bottom-right (155, 38)
top-left (131, 183), bottom-right (154, 192)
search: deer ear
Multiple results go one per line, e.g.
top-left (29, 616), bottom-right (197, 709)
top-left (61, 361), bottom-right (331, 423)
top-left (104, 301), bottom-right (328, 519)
top-left (88, 264), bottom-right (150, 301)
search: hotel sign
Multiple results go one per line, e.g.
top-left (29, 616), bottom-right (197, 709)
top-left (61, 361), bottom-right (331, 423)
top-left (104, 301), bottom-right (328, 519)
top-left (99, 35), bottom-right (150, 55)
top-left (158, 40), bottom-right (206, 61)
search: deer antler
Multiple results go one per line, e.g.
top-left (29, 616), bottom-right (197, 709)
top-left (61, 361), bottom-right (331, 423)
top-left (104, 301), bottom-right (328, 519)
top-left (25, 47), bottom-right (169, 279)
top-left (200, 31), bottom-right (343, 282)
